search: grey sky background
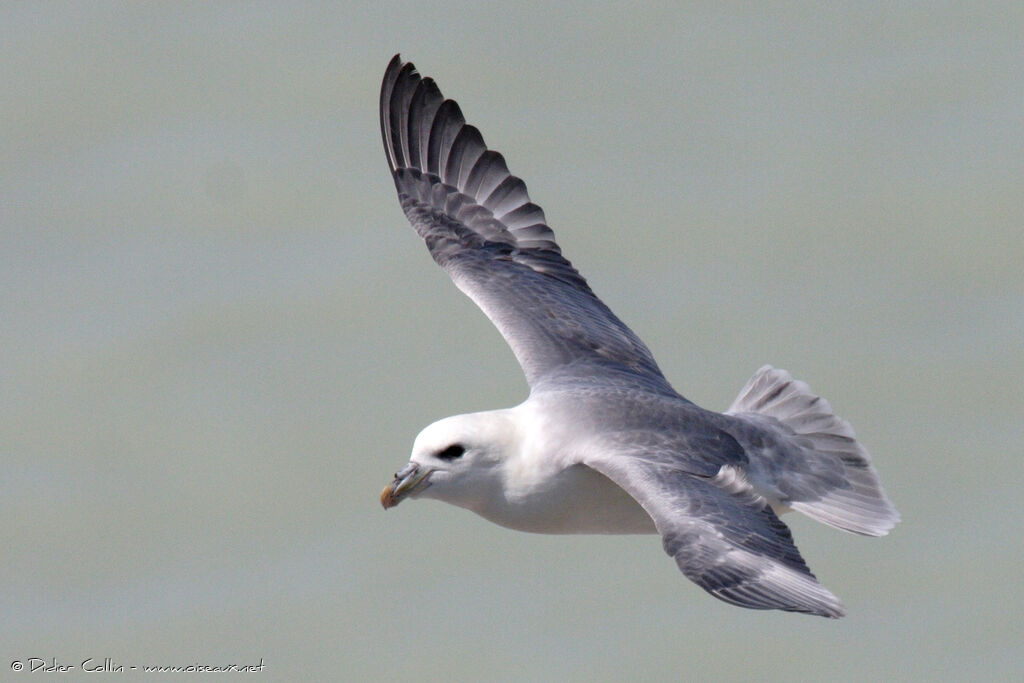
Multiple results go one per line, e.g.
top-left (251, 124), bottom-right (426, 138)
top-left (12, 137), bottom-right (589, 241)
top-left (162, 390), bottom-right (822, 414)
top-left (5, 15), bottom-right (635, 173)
top-left (3, 3), bottom-right (1022, 680)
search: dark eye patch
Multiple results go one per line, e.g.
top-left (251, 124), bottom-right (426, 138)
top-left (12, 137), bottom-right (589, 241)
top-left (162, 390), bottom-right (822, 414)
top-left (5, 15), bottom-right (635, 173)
top-left (436, 444), bottom-right (465, 460)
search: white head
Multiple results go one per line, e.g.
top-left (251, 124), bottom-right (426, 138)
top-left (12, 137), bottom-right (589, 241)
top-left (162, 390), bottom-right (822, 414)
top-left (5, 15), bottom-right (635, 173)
top-left (380, 410), bottom-right (519, 512)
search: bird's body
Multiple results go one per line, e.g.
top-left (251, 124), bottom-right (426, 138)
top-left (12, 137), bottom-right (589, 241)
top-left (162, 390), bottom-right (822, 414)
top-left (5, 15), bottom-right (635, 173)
top-left (378, 55), bottom-right (898, 618)
top-left (417, 398), bottom-right (661, 536)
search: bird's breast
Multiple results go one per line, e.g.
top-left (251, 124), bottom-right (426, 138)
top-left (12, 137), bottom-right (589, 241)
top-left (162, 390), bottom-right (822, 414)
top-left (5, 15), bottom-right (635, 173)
top-left (475, 462), bottom-right (657, 535)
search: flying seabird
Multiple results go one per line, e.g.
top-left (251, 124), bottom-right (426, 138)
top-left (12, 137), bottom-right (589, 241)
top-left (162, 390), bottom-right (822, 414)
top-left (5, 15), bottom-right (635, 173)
top-left (378, 55), bottom-right (898, 617)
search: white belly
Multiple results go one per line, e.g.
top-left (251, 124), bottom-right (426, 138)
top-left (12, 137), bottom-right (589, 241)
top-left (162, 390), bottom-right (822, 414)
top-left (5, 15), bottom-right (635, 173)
top-left (472, 463), bottom-right (657, 535)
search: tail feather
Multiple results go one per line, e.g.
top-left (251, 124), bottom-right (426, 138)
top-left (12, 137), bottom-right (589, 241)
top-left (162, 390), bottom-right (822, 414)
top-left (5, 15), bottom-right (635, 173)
top-left (727, 365), bottom-right (900, 537)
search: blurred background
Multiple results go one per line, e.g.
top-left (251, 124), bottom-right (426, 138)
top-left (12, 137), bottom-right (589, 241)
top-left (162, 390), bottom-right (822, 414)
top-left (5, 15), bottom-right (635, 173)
top-left (2, 2), bottom-right (1021, 680)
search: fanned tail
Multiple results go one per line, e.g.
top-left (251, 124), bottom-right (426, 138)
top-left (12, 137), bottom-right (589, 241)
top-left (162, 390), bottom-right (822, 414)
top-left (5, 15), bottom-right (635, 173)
top-left (728, 365), bottom-right (900, 537)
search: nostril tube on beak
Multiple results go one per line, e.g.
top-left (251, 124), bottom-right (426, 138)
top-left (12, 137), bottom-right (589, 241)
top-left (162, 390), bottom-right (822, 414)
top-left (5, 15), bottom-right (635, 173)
top-left (380, 463), bottom-right (426, 509)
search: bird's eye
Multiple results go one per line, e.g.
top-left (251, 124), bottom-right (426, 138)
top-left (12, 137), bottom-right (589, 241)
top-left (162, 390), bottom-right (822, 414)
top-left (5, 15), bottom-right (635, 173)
top-left (436, 444), bottom-right (465, 460)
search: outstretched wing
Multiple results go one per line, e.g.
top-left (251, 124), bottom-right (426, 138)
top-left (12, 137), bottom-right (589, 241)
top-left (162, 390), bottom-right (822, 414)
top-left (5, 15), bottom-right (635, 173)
top-left (380, 55), bottom-right (669, 392)
top-left (585, 450), bottom-right (846, 618)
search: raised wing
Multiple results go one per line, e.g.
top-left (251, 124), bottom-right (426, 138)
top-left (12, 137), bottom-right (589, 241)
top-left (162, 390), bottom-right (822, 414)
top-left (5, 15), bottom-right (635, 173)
top-left (380, 55), bottom-right (670, 391)
top-left (586, 452), bottom-right (846, 617)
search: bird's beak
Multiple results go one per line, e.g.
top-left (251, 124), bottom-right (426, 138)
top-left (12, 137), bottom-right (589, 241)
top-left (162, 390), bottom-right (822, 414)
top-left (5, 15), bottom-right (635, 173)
top-left (380, 462), bottom-right (432, 509)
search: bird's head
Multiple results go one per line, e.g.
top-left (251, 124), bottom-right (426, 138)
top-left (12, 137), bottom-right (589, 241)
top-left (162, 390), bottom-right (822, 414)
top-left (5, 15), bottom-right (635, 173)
top-left (380, 410), bottom-right (517, 511)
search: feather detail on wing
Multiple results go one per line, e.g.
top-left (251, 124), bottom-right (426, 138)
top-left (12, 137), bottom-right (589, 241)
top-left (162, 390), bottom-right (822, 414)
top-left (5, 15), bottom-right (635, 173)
top-left (380, 55), bottom-right (668, 391)
top-left (585, 454), bottom-right (845, 618)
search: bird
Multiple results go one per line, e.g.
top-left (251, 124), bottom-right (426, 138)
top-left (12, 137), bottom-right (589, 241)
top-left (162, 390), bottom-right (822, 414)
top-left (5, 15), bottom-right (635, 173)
top-left (378, 54), bottom-right (898, 618)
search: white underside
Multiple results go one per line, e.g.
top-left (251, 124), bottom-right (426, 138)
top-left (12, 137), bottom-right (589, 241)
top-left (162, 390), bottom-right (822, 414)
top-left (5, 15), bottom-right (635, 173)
top-left (459, 463), bottom-right (657, 535)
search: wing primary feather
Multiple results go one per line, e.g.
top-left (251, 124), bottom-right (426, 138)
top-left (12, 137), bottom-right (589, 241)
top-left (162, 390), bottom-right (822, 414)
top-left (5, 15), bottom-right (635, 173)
top-left (463, 150), bottom-right (509, 199)
top-left (405, 81), bottom-right (427, 170)
top-left (447, 125), bottom-right (487, 189)
top-left (390, 63), bottom-right (419, 171)
top-left (379, 54), bottom-right (404, 172)
top-left (483, 176), bottom-right (528, 214)
top-left (427, 99), bottom-right (465, 178)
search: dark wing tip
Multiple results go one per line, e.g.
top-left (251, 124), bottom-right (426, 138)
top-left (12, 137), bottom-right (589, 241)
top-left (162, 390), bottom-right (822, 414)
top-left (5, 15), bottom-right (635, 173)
top-left (380, 55), bottom-right (416, 173)
top-left (378, 55), bottom-right (556, 257)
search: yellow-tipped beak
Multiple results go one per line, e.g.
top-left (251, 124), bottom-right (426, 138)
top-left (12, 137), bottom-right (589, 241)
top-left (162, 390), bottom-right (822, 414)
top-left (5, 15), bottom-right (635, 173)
top-left (380, 463), bottom-right (431, 509)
